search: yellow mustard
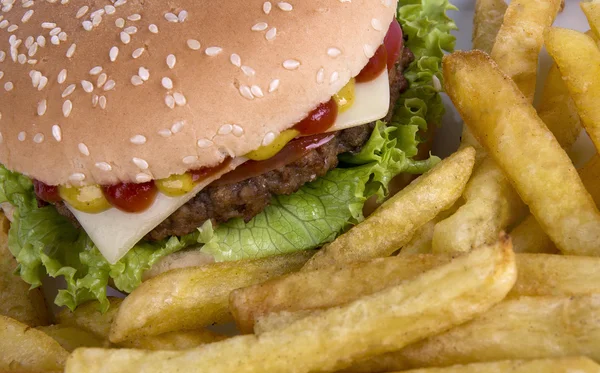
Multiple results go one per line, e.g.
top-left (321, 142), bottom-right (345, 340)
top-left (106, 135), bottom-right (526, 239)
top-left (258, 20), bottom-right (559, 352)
top-left (59, 185), bottom-right (111, 213)
top-left (333, 78), bottom-right (355, 113)
top-left (155, 173), bottom-right (197, 197)
top-left (245, 129), bottom-right (300, 161)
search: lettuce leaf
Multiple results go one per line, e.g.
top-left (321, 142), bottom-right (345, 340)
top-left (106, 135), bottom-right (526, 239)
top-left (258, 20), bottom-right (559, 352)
top-left (0, 0), bottom-right (457, 309)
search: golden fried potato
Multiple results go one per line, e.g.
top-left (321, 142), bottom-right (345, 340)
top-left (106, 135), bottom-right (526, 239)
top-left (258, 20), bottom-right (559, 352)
top-left (109, 251), bottom-right (312, 343)
top-left (582, 0), bottom-right (600, 39)
top-left (119, 329), bottom-right (227, 350)
top-left (432, 157), bottom-right (527, 254)
top-left (303, 147), bottom-right (475, 270)
top-left (444, 51), bottom-right (600, 256)
top-left (57, 297), bottom-right (123, 341)
top-left (490, 0), bottom-right (562, 101)
top-left (398, 219), bottom-right (437, 256)
top-left (0, 214), bottom-right (49, 327)
top-left (36, 325), bottom-right (104, 352)
top-left (472, 0), bottom-right (507, 54)
top-left (545, 27), bottom-right (600, 153)
top-left (392, 357), bottom-right (600, 373)
top-left (67, 237), bottom-right (516, 373)
top-left (0, 315), bottom-right (68, 373)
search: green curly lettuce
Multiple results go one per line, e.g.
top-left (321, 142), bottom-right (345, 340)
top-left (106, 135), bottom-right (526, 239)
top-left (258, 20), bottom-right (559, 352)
top-left (0, 0), bottom-right (457, 309)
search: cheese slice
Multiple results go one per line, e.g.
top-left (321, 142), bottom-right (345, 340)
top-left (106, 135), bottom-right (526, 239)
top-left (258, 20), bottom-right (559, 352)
top-left (68, 71), bottom-right (390, 264)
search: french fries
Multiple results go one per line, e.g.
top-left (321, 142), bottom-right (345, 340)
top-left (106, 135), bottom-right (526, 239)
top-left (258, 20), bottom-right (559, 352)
top-left (57, 297), bottom-right (123, 341)
top-left (67, 238), bottom-right (516, 373)
top-left (432, 157), bottom-right (527, 253)
top-left (36, 325), bottom-right (104, 352)
top-left (302, 147), bottom-right (475, 270)
top-left (0, 214), bottom-right (49, 327)
top-left (582, 0), bottom-right (600, 39)
top-left (472, 0), bottom-right (507, 54)
top-left (393, 357), bottom-right (600, 373)
top-left (0, 315), bottom-right (68, 373)
top-left (109, 251), bottom-right (313, 343)
top-left (545, 27), bottom-right (600, 152)
top-left (444, 50), bottom-right (600, 257)
top-left (119, 329), bottom-right (227, 350)
top-left (490, 0), bottom-right (562, 101)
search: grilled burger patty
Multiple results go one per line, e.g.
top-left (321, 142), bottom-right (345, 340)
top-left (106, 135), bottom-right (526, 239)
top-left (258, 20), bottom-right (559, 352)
top-left (53, 47), bottom-right (414, 240)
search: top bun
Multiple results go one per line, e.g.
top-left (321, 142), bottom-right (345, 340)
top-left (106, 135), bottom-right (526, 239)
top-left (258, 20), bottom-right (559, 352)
top-left (0, 0), bottom-right (396, 186)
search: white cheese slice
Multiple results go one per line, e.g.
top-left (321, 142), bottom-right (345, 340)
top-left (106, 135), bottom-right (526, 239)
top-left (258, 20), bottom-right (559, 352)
top-left (68, 158), bottom-right (247, 264)
top-left (68, 71), bottom-right (390, 264)
top-left (327, 70), bottom-right (390, 132)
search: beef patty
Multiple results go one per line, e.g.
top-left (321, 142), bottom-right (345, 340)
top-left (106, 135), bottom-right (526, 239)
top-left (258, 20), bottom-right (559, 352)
top-left (53, 47), bottom-right (414, 240)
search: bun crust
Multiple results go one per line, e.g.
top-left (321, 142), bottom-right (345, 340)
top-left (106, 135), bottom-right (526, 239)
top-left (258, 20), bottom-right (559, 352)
top-left (0, 0), bottom-right (396, 185)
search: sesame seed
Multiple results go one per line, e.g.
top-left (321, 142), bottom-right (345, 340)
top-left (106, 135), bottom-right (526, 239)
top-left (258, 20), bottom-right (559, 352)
top-left (0, 71), bottom-right (3, 80)
top-left (232, 125), bottom-right (244, 137)
top-left (115, 18), bottom-right (125, 28)
top-left (91, 95), bottom-right (99, 107)
top-left (78, 143), bottom-right (89, 156)
top-left (363, 44), bottom-right (375, 58)
top-left (130, 135), bottom-right (146, 144)
top-left (131, 75), bottom-right (143, 86)
top-left (124, 26), bottom-right (137, 34)
top-left (109, 46), bottom-right (119, 62)
top-left (0, 51), bottom-right (5, 62)
top-left (69, 173), bottom-right (85, 182)
top-left (164, 12), bottom-right (178, 22)
top-left (265, 27), bottom-right (277, 41)
top-left (37, 99), bottom-right (47, 115)
top-left (17, 131), bottom-right (26, 141)
top-left (182, 156), bottom-right (198, 165)
top-left (38, 76), bottom-right (48, 90)
top-left (269, 79), bottom-right (280, 92)
top-left (58, 31), bottom-right (67, 42)
top-left (21, 9), bottom-right (33, 23)
top-left (90, 9), bottom-right (105, 19)
top-left (263, 1), bottom-right (272, 14)
top-left (165, 94), bottom-right (175, 108)
top-left (28, 43), bottom-right (38, 57)
top-left (52, 124), bottom-right (62, 141)
top-left (262, 132), bottom-right (276, 146)
top-left (132, 157), bottom-right (148, 169)
top-left (327, 47), bottom-right (341, 58)
top-left (161, 77), bottom-right (173, 90)
top-left (66, 43), bottom-right (76, 58)
top-left (120, 32), bottom-right (131, 44)
top-left (230, 53), bottom-right (241, 67)
top-left (76, 5), bottom-right (89, 18)
top-left (158, 129), bottom-right (172, 137)
top-left (97, 73), bottom-right (107, 87)
top-left (89, 66), bottom-right (103, 75)
top-left (95, 162), bottom-right (112, 171)
top-left (91, 14), bottom-right (102, 27)
top-left (50, 27), bottom-right (61, 36)
top-left (17, 54), bottom-right (26, 64)
top-left (81, 80), bottom-right (93, 92)
top-left (187, 39), bottom-right (201, 50)
top-left (138, 67), bottom-right (150, 81)
top-left (22, 1), bottom-right (33, 8)
top-left (241, 66), bottom-right (255, 77)
top-left (371, 18), bottom-right (383, 31)
top-left (205, 47), bottom-right (222, 56)
top-left (173, 92), bottom-right (186, 106)
top-left (381, 0), bottom-right (392, 7)
top-left (252, 22), bottom-right (268, 31)
top-left (283, 59), bottom-right (300, 70)
top-left (166, 54), bottom-right (176, 69)
top-left (135, 173), bottom-right (151, 182)
top-left (251, 85), bottom-right (264, 97)
top-left (278, 2), bottom-right (293, 11)
top-left (127, 13), bottom-right (141, 21)
top-left (4, 81), bottom-right (13, 91)
top-left (82, 21), bottom-right (93, 31)
top-left (27, 59), bottom-right (37, 65)
top-left (104, 5), bottom-right (115, 15)
top-left (7, 25), bottom-right (18, 32)
top-left (62, 100), bottom-right (73, 117)
top-left (58, 69), bottom-right (67, 84)
top-left (171, 120), bottom-right (184, 133)
top-left (148, 24), bottom-right (158, 33)
top-left (239, 85), bottom-right (254, 100)
top-left (103, 79), bottom-right (116, 91)
top-left (25, 36), bottom-right (34, 48)
top-left (218, 124), bottom-right (233, 135)
top-left (178, 10), bottom-right (188, 22)
top-left (114, 0), bottom-right (127, 7)
top-left (33, 133), bottom-right (44, 144)
top-left (330, 71), bottom-right (339, 84)
top-left (0, 20), bottom-right (7, 29)
top-left (197, 138), bottom-right (212, 148)
top-left (132, 47), bottom-right (144, 58)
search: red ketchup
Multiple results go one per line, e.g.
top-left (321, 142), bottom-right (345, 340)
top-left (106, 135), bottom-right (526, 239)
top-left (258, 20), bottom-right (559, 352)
top-left (102, 182), bottom-right (158, 213)
top-left (190, 158), bottom-right (232, 183)
top-left (293, 98), bottom-right (338, 135)
top-left (33, 180), bottom-right (61, 203)
top-left (356, 44), bottom-right (388, 83)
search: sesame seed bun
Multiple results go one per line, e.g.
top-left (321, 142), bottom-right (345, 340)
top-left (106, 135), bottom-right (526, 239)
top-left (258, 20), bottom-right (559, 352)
top-left (0, 0), bottom-right (397, 186)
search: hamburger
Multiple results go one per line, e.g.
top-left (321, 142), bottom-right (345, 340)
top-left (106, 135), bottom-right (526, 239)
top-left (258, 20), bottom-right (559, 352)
top-left (0, 0), bottom-right (456, 310)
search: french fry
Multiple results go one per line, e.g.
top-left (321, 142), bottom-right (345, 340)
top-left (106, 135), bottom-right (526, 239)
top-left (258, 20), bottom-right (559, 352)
top-left (444, 51), bottom-right (600, 256)
top-left (231, 254), bottom-right (455, 333)
top-left (36, 325), bottom-right (104, 352)
top-left (490, 0), bottom-right (562, 101)
top-left (67, 238), bottom-right (517, 373)
top-left (545, 27), bottom-right (600, 152)
top-left (397, 295), bottom-right (600, 367)
top-left (57, 297), bottom-right (123, 341)
top-left (398, 219), bottom-right (437, 256)
top-left (0, 214), bottom-right (49, 327)
top-left (392, 357), bottom-right (600, 373)
top-left (0, 315), bottom-right (68, 373)
top-left (582, 0), bottom-right (600, 39)
top-left (119, 329), bottom-right (227, 350)
top-left (109, 251), bottom-right (313, 343)
top-left (472, 0), bottom-right (507, 54)
top-left (511, 154), bottom-right (600, 253)
top-left (432, 157), bottom-right (527, 253)
top-left (302, 147), bottom-right (475, 270)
